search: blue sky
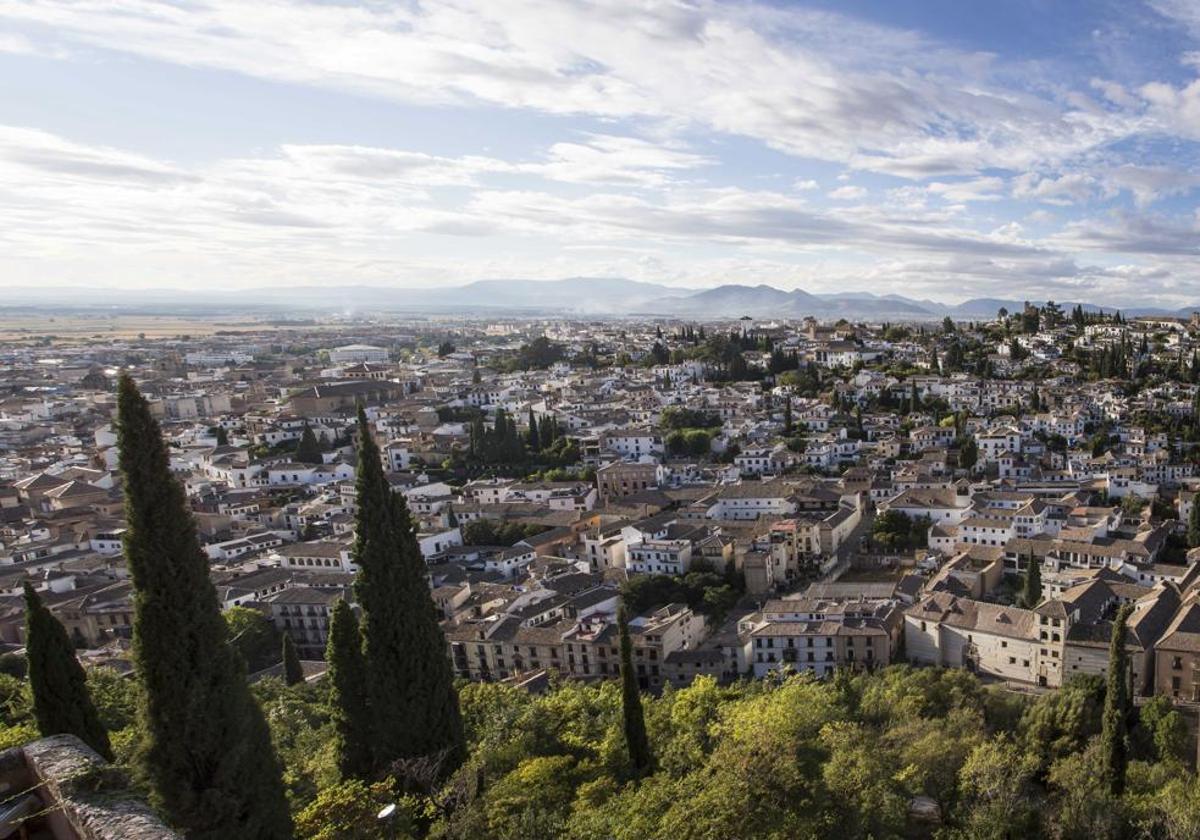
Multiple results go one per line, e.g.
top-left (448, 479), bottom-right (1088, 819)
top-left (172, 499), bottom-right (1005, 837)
top-left (1, 0), bottom-right (1200, 305)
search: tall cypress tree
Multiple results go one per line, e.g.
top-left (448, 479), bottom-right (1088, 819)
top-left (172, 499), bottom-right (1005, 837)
top-left (282, 634), bottom-right (304, 686)
top-left (326, 599), bottom-right (372, 780)
top-left (116, 375), bottom-right (292, 839)
top-left (294, 424), bottom-right (323, 465)
top-left (527, 408), bottom-right (540, 452)
top-left (618, 607), bottom-right (654, 776)
top-left (1101, 604), bottom-right (1133, 796)
top-left (1021, 551), bottom-right (1042, 608)
top-left (353, 407), bottom-right (465, 776)
top-left (23, 583), bottom-right (113, 761)
top-left (1189, 497), bottom-right (1200, 548)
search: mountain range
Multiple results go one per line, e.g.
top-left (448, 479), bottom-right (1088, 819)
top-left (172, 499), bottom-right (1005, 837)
top-left (2, 278), bottom-right (1194, 321)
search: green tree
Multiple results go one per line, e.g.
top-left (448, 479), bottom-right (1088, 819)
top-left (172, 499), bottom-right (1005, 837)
top-left (214, 426), bottom-right (229, 446)
top-left (326, 599), bottom-right (372, 780)
top-left (116, 374), bottom-right (292, 839)
top-left (956, 736), bottom-right (1040, 839)
top-left (1153, 772), bottom-right (1200, 840)
top-left (1101, 603), bottom-right (1133, 796)
top-left (527, 408), bottom-right (540, 452)
top-left (1188, 497), bottom-right (1200, 548)
top-left (294, 776), bottom-right (416, 840)
top-left (1045, 740), bottom-right (1126, 840)
top-left (352, 406), bottom-right (465, 777)
top-left (23, 583), bottom-right (113, 761)
top-left (1137, 694), bottom-right (1190, 764)
top-left (485, 755), bottom-right (578, 839)
top-left (282, 634), bottom-right (304, 686)
top-left (1019, 674), bottom-right (1104, 772)
top-left (959, 435), bottom-right (978, 470)
top-left (618, 607), bottom-right (653, 776)
top-left (225, 605), bottom-right (282, 673)
top-left (820, 721), bottom-right (906, 837)
top-left (1021, 551), bottom-right (1042, 608)
top-left (295, 424), bottom-right (324, 465)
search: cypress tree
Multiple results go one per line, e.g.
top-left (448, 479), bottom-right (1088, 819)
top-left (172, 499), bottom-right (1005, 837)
top-left (1021, 550), bottom-right (1042, 608)
top-left (959, 436), bottom-right (978, 471)
top-left (282, 634), bottom-right (304, 686)
top-left (469, 415), bottom-right (485, 458)
top-left (326, 599), bottom-right (372, 780)
top-left (116, 375), bottom-right (292, 839)
top-left (1189, 496), bottom-right (1200, 548)
top-left (527, 408), bottom-right (540, 452)
top-left (618, 607), bottom-right (654, 776)
top-left (1101, 604), bottom-right (1133, 796)
top-left (295, 424), bottom-right (323, 465)
top-left (23, 583), bottom-right (113, 761)
top-left (783, 398), bottom-right (793, 437)
top-left (352, 407), bottom-right (465, 776)
top-left (214, 426), bottom-right (229, 447)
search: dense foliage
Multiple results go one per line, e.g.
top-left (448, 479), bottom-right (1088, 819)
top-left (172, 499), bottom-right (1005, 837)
top-left (1, 637), bottom-right (1198, 839)
top-left (872, 509), bottom-right (933, 551)
top-left (619, 565), bottom-right (743, 625)
top-left (461, 519), bottom-right (549, 547)
top-left (280, 665), bottom-right (1198, 839)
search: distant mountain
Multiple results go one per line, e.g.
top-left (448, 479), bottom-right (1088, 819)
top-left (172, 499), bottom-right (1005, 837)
top-left (412, 277), bottom-right (694, 313)
top-left (645, 284), bottom-right (811, 316)
top-left (945, 298), bottom-right (1163, 319)
top-left (0, 279), bottom-right (1175, 321)
top-left (640, 284), bottom-right (938, 319)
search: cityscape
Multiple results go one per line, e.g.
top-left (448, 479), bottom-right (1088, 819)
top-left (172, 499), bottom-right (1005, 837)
top-left (3, 1), bottom-right (1200, 839)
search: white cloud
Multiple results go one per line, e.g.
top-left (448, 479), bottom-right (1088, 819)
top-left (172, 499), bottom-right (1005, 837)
top-left (0, 31), bottom-right (69, 58)
top-left (522, 134), bottom-right (713, 186)
top-left (828, 185), bottom-right (867, 200)
top-left (926, 177), bottom-right (1006, 203)
top-left (1012, 172), bottom-right (1101, 205)
top-left (0, 0), bottom-right (1145, 177)
top-left (1105, 164), bottom-right (1200, 207)
top-left (1139, 78), bottom-right (1200, 139)
top-left (1148, 0), bottom-right (1200, 38)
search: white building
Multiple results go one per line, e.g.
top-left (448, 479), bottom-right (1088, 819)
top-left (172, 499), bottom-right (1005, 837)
top-left (328, 344), bottom-right (389, 365)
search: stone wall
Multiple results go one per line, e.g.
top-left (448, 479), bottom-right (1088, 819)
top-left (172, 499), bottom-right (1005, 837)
top-left (6, 735), bottom-right (179, 840)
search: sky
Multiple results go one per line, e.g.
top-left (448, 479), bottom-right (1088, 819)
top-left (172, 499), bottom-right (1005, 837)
top-left (2, 0), bottom-right (1200, 305)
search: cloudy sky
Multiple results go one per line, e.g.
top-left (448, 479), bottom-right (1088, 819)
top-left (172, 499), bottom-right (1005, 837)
top-left (2, 0), bottom-right (1200, 304)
